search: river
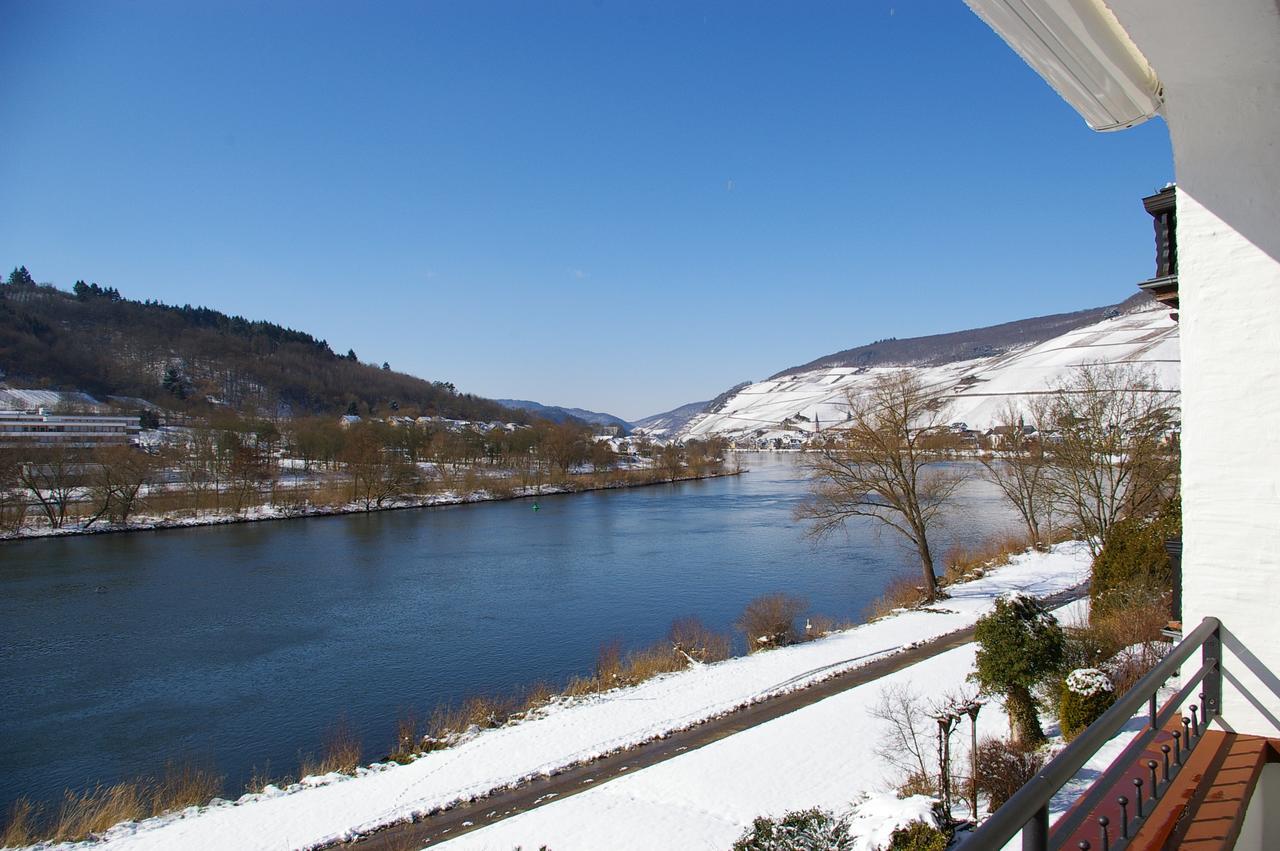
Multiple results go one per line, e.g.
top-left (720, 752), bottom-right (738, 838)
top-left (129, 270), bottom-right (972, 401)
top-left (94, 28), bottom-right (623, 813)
top-left (0, 454), bottom-right (1019, 812)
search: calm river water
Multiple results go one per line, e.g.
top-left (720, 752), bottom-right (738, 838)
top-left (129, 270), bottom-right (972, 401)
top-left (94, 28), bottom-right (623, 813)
top-left (0, 454), bottom-right (1018, 811)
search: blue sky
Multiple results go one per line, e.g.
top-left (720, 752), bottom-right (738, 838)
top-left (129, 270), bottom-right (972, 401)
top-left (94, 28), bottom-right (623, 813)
top-left (0, 1), bottom-right (1173, 421)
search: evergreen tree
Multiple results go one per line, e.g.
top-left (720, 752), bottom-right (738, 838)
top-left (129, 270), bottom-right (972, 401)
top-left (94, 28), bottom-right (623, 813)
top-left (973, 595), bottom-right (1065, 745)
top-left (7, 266), bottom-right (35, 287)
top-left (162, 367), bottom-right (188, 400)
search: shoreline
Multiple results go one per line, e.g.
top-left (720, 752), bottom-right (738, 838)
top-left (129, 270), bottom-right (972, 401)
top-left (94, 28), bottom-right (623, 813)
top-left (9, 542), bottom-right (1092, 850)
top-left (0, 468), bottom-right (746, 544)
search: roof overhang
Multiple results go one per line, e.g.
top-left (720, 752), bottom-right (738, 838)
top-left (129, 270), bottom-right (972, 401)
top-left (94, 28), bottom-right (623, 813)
top-left (963, 0), bottom-right (1163, 131)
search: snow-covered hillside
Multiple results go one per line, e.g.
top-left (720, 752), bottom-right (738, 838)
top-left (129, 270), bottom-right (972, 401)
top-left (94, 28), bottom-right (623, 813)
top-left (682, 298), bottom-right (1178, 444)
top-left (630, 400), bottom-right (709, 438)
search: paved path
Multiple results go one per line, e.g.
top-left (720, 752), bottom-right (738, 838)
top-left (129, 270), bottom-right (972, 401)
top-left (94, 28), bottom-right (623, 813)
top-left (339, 584), bottom-right (1088, 850)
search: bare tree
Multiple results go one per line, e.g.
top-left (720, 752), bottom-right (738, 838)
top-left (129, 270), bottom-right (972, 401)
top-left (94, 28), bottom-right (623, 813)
top-left (340, 424), bottom-right (414, 510)
top-left (796, 370), bottom-right (965, 601)
top-left (16, 444), bottom-right (82, 528)
top-left (224, 444), bottom-right (273, 514)
top-left (0, 448), bottom-right (29, 532)
top-left (1042, 363), bottom-right (1179, 555)
top-left (84, 445), bottom-right (158, 527)
top-left (870, 683), bottom-right (934, 791)
top-left (979, 402), bottom-right (1055, 547)
top-left (170, 427), bottom-right (218, 514)
top-left (659, 443), bottom-right (683, 481)
top-left (589, 439), bottom-right (616, 474)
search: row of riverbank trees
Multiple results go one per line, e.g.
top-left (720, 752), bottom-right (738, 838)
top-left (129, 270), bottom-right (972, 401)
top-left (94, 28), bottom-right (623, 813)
top-left (796, 363), bottom-right (1179, 602)
top-left (0, 417), bottom-right (731, 531)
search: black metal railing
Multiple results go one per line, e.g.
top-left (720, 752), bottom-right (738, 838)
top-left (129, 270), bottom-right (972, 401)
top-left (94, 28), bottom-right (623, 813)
top-left (967, 616), bottom-right (1221, 851)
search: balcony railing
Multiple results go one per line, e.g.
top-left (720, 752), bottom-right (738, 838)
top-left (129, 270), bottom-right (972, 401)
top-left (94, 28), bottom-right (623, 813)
top-left (967, 616), bottom-right (1222, 850)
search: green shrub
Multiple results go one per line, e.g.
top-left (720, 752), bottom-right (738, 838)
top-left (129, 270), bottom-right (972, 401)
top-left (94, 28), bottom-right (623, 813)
top-left (1058, 668), bottom-right (1116, 741)
top-left (731, 808), bottom-right (853, 850)
top-left (1091, 497), bottom-right (1179, 618)
top-left (973, 594), bottom-right (1065, 746)
top-left (888, 820), bottom-right (948, 851)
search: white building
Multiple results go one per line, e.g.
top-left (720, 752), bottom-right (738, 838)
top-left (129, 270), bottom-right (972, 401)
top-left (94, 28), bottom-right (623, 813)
top-left (0, 410), bottom-right (141, 448)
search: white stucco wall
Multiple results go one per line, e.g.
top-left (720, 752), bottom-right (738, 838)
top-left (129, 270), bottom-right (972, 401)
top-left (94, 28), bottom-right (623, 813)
top-left (1105, 0), bottom-right (1280, 736)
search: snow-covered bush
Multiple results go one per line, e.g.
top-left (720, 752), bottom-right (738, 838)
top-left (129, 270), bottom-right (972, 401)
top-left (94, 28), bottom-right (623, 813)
top-left (1059, 668), bottom-right (1116, 740)
top-left (1065, 667), bottom-right (1113, 697)
top-left (731, 808), bottom-right (853, 850)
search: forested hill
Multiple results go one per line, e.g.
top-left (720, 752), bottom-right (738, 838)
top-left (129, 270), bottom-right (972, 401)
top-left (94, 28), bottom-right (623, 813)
top-left (0, 267), bottom-right (516, 421)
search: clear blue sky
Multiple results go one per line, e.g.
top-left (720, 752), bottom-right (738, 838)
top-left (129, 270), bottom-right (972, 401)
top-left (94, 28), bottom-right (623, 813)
top-left (0, 1), bottom-right (1172, 421)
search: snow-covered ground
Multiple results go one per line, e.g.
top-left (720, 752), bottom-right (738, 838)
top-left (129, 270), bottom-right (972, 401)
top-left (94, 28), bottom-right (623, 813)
top-left (436, 597), bottom-right (1151, 851)
top-left (683, 299), bottom-right (1178, 442)
top-left (23, 543), bottom-right (1094, 851)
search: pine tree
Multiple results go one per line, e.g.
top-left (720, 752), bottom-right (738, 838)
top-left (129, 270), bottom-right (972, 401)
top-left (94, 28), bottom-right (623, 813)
top-left (7, 266), bottom-right (35, 287)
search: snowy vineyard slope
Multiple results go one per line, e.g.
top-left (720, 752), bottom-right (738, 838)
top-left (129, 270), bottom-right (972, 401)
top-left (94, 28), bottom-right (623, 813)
top-left (682, 298), bottom-right (1178, 443)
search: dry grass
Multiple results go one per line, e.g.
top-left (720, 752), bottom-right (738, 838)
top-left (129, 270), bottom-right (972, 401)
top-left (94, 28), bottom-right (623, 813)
top-left (738, 593), bottom-right (806, 652)
top-left (52, 783), bottom-right (146, 842)
top-left (146, 762), bottom-right (223, 816)
top-left (616, 644), bottom-right (687, 683)
top-left (244, 763), bottom-right (284, 795)
top-left (802, 613), bottom-right (856, 640)
top-left (863, 573), bottom-right (929, 622)
top-left (387, 712), bottom-right (421, 764)
top-left (421, 693), bottom-right (522, 749)
top-left (3, 762), bottom-right (226, 845)
top-left (941, 532), bottom-right (1032, 586)
top-left (462, 695), bottom-right (519, 729)
top-left (518, 680), bottom-right (554, 714)
top-left (561, 675), bottom-right (601, 698)
top-left (1089, 592), bottom-right (1171, 694)
top-left (669, 616), bottom-right (732, 663)
top-left (299, 720), bottom-right (363, 778)
top-left (2, 798), bottom-right (40, 848)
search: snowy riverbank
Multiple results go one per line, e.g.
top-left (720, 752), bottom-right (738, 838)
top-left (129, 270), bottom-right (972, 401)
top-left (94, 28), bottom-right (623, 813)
top-left (0, 469), bottom-right (741, 543)
top-left (435, 595), bottom-right (1156, 851)
top-left (15, 542), bottom-right (1096, 851)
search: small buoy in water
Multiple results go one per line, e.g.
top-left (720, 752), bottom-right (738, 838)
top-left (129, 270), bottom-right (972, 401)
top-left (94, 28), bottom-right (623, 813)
top-left (95, 586), bottom-right (107, 594)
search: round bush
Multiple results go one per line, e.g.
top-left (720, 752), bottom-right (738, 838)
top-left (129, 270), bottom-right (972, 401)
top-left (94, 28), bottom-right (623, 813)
top-left (1058, 668), bottom-right (1116, 740)
top-left (888, 820), bottom-right (948, 851)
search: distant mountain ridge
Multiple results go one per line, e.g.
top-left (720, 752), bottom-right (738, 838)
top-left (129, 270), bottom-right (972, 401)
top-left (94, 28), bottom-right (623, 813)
top-left (630, 400), bottom-right (710, 437)
top-left (683, 293), bottom-right (1178, 442)
top-left (495, 399), bottom-right (632, 432)
top-left (770, 292), bottom-right (1150, 379)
